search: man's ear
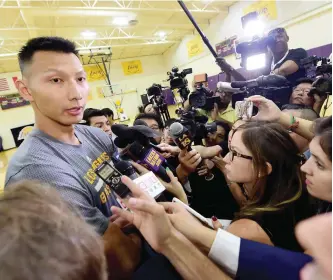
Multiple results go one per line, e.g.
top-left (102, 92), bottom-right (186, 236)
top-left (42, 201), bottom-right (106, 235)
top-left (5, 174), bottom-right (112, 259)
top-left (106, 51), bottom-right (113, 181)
top-left (286, 35), bottom-right (290, 42)
top-left (15, 80), bottom-right (34, 102)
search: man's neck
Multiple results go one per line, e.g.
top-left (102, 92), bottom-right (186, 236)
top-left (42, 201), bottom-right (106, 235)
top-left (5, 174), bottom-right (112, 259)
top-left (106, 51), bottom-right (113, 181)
top-left (35, 115), bottom-right (79, 145)
top-left (273, 49), bottom-right (289, 63)
top-left (219, 102), bottom-right (230, 112)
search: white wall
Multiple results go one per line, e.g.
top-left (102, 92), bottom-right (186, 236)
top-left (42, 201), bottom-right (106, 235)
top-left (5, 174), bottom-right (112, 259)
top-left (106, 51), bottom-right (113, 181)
top-left (0, 54), bottom-right (168, 150)
top-left (163, 0), bottom-right (332, 83)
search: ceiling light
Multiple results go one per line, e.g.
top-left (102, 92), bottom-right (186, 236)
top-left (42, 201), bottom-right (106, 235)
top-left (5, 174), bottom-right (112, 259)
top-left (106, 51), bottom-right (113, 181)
top-left (81, 30), bottom-right (96, 39)
top-left (157, 31), bottom-right (166, 38)
top-left (113, 17), bottom-right (129, 26)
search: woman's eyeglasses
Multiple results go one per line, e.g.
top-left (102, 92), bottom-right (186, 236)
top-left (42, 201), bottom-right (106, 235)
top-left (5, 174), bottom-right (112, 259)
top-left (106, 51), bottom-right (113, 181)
top-left (229, 150), bottom-right (253, 161)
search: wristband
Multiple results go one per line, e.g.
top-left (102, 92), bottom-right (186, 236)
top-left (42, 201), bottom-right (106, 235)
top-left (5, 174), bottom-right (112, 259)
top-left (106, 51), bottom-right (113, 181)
top-left (287, 114), bottom-right (300, 132)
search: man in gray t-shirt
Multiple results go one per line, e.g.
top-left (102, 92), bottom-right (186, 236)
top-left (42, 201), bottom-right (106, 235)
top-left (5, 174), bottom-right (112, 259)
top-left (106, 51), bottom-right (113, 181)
top-left (9, 37), bottom-right (142, 277)
top-left (5, 125), bottom-right (117, 234)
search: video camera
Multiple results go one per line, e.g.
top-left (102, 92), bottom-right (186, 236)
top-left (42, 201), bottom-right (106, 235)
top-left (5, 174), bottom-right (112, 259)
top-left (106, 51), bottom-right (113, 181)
top-left (176, 109), bottom-right (217, 145)
top-left (167, 66), bottom-right (192, 100)
top-left (231, 74), bottom-right (292, 108)
top-left (301, 56), bottom-right (332, 97)
top-left (146, 83), bottom-right (171, 123)
top-left (188, 83), bottom-right (220, 112)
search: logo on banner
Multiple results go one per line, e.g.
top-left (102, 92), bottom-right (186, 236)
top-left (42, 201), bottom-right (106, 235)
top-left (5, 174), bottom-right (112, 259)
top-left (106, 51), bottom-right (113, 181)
top-left (243, 0), bottom-right (278, 20)
top-left (187, 36), bottom-right (204, 58)
top-left (84, 65), bottom-right (106, 82)
top-left (121, 60), bottom-right (143, 76)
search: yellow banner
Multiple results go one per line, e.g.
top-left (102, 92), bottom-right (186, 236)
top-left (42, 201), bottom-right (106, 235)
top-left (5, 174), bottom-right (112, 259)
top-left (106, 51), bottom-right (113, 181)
top-left (84, 65), bottom-right (106, 82)
top-left (187, 36), bottom-right (204, 58)
top-left (121, 60), bottom-right (143, 76)
top-left (243, 0), bottom-right (277, 20)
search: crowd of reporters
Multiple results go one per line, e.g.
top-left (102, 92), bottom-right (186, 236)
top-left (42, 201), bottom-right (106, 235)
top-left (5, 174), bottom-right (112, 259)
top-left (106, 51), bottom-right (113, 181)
top-left (1, 33), bottom-right (332, 280)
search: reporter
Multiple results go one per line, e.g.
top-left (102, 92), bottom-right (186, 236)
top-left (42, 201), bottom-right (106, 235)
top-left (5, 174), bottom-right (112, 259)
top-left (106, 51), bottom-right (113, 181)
top-left (0, 181), bottom-right (107, 280)
top-left (222, 121), bottom-right (311, 250)
top-left (111, 176), bottom-right (232, 280)
top-left (162, 116), bottom-right (332, 280)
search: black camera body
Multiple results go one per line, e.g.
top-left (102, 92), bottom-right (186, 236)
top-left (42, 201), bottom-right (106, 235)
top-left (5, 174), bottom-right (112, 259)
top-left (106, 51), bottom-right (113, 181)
top-left (301, 56), bottom-right (332, 96)
top-left (177, 109), bottom-right (216, 145)
top-left (189, 83), bottom-right (220, 111)
top-left (167, 67), bottom-right (192, 101)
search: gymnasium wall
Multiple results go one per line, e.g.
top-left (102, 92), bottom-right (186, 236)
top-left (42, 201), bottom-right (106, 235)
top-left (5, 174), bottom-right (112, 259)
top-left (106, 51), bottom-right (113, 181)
top-left (163, 0), bottom-right (332, 83)
top-left (0, 0), bottom-right (332, 150)
top-left (0, 55), bottom-right (167, 150)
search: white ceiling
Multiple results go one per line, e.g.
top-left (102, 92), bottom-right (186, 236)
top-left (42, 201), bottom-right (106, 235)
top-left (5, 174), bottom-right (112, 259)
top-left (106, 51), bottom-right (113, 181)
top-left (0, 0), bottom-right (235, 73)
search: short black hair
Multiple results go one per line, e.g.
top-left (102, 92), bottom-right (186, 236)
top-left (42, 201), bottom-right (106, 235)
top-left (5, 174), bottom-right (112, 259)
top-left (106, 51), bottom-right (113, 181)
top-left (101, 108), bottom-right (114, 119)
top-left (164, 118), bottom-right (178, 128)
top-left (215, 121), bottom-right (231, 139)
top-left (83, 109), bottom-right (107, 125)
top-left (135, 113), bottom-right (164, 129)
top-left (294, 78), bottom-right (314, 87)
top-left (18, 37), bottom-right (78, 73)
top-left (281, 104), bottom-right (319, 121)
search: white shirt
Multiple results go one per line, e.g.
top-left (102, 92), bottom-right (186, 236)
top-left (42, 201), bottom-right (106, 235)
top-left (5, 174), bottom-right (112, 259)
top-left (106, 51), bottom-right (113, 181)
top-left (208, 229), bottom-right (241, 276)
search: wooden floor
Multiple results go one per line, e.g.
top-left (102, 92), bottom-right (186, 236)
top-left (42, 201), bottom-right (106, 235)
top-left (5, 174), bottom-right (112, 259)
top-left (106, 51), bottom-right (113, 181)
top-left (0, 149), bottom-right (16, 190)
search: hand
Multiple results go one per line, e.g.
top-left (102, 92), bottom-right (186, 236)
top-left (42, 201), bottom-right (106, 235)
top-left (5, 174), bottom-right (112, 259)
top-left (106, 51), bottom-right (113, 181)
top-left (211, 216), bottom-right (223, 230)
top-left (160, 202), bottom-right (206, 245)
top-left (131, 161), bottom-right (188, 204)
top-left (211, 155), bottom-right (226, 172)
top-left (111, 176), bottom-right (175, 253)
top-left (178, 149), bottom-right (202, 173)
top-left (193, 145), bottom-right (222, 159)
top-left (196, 162), bottom-right (209, 177)
top-left (211, 103), bottom-right (219, 121)
top-left (247, 95), bottom-right (282, 122)
top-left (110, 214), bottom-right (132, 228)
top-left (157, 143), bottom-right (181, 156)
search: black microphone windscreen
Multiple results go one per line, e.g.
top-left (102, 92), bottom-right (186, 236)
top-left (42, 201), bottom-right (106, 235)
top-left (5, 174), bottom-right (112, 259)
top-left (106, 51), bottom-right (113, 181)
top-left (114, 137), bottom-right (129, 148)
top-left (231, 81), bottom-right (247, 88)
top-left (111, 124), bottom-right (134, 137)
top-left (115, 160), bottom-right (138, 180)
top-left (133, 119), bottom-right (148, 126)
top-left (129, 142), bottom-right (147, 158)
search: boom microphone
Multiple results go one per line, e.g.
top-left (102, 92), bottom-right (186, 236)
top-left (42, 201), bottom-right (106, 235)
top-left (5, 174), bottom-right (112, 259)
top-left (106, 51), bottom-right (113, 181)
top-left (231, 75), bottom-right (290, 89)
top-left (128, 142), bottom-right (171, 183)
top-left (216, 81), bottom-right (240, 93)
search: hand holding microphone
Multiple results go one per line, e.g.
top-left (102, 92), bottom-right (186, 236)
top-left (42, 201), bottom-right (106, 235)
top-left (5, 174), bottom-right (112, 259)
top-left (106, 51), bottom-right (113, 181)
top-left (169, 122), bottom-right (214, 181)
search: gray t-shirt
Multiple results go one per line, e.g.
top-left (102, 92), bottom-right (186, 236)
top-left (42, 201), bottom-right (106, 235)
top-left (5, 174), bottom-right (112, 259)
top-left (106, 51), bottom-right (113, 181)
top-left (5, 125), bottom-right (119, 235)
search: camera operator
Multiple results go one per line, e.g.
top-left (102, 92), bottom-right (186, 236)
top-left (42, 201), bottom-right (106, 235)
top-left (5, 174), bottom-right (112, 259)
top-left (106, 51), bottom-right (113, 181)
top-left (211, 81), bottom-right (237, 124)
top-left (5, 37), bottom-right (142, 278)
top-left (267, 27), bottom-right (307, 86)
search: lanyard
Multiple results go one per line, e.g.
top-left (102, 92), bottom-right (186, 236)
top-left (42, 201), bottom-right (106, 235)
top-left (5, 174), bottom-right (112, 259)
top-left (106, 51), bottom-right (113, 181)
top-left (271, 50), bottom-right (289, 71)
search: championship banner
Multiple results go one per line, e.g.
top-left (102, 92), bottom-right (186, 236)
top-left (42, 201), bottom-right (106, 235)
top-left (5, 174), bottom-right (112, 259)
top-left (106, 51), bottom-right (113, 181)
top-left (243, 0), bottom-right (278, 20)
top-left (215, 35), bottom-right (238, 58)
top-left (187, 36), bottom-right (204, 58)
top-left (84, 65), bottom-right (106, 82)
top-left (121, 60), bottom-right (143, 76)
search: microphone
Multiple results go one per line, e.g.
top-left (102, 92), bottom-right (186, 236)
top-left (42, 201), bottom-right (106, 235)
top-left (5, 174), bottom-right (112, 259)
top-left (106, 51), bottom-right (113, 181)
top-left (128, 142), bottom-right (171, 183)
top-left (133, 119), bottom-right (148, 126)
top-left (169, 122), bottom-right (214, 181)
top-left (231, 75), bottom-right (290, 89)
top-left (114, 160), bottom-right (139, 180)
top-left (216, 82), bottom-right (240, 93)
